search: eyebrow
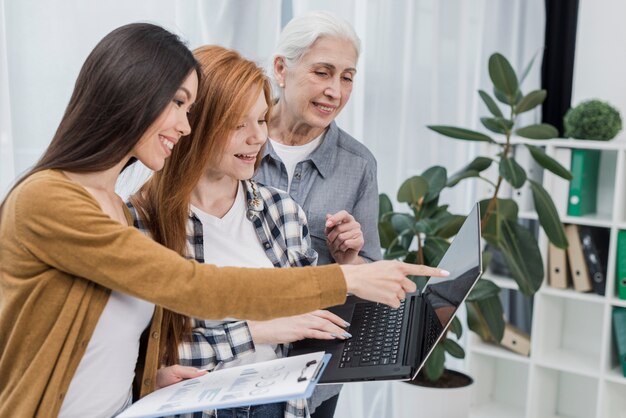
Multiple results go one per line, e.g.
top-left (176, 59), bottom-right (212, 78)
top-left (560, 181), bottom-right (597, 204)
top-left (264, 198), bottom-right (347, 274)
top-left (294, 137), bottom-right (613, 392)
top-left (312, 62), bottom-right (357, 74)
top-left (245, 107), bottom-right (269, 119)
top-left (179, 87), bottom-right (192, 101)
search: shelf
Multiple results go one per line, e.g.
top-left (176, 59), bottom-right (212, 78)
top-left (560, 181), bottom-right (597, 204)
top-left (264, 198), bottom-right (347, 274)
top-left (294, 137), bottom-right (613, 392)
top-left (468, 140), bottom-right (626, 418)
top-left (610, 298), bottom-right (626, 308)
top-left (540, 286), bottom-right (605, 304)
top-left (599, 381), bottom-right (626, 418)
top-left (561, 214), bottom-right (614, 228)
top-left (469, 353), bottom-right (528, 418)
top-left (470, 401), bottom-right (525, 418)
top-left (604, 366), bottom-right (626, 385)
top-left (494, 136), bottom-right (626, 151)
top-left (535, 350), bottom-right (600, 378)
top-left (529, 367), bottom-right (599, 418)
top-left (533, 294), bottom-right (604, 374)
top-left (469, 337), bottom-right (530, 364)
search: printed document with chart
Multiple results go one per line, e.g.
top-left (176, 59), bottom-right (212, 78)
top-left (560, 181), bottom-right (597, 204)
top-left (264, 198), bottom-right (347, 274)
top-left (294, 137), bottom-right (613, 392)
top-left (117, 352), bottom-right (329, 418)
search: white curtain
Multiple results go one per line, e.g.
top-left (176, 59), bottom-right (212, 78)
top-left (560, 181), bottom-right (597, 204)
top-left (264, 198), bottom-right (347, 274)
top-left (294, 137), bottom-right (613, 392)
top-left (0, 0), bottom-right (14, 197)
top-left (0, 0), bottom-right (545, 414)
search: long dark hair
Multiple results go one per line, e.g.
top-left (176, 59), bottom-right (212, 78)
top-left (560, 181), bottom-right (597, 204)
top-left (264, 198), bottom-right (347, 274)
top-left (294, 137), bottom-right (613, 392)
top-left (1, 22), bottom-right (200, 209)
top-left (131, 45), bottom-right (273, 366)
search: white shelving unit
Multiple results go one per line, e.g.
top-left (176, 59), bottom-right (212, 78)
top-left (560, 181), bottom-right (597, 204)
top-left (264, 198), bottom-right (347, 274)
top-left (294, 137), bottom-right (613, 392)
top-left (466, 138), bottom-right (626, 418)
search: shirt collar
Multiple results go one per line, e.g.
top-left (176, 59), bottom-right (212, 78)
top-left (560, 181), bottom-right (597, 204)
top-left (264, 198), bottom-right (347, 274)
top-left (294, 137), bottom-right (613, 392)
top-left (187, 180), bottom-right (264, 221)
top-left (261, 121), bottom-right (339, 179)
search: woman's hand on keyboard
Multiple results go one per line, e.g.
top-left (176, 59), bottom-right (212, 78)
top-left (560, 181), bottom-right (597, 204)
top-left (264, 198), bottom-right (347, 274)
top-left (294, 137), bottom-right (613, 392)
top-left (247, 310), bottom-right (351, 344)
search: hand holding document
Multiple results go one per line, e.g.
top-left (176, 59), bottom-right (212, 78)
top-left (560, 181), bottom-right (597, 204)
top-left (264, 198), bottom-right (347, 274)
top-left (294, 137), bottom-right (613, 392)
top-left (117, 352), bottom-right (329, 418)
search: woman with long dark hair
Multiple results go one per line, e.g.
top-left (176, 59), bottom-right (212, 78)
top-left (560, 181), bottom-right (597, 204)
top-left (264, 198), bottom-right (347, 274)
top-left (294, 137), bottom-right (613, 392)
top-left (0, 23), bottom-right (446, 418)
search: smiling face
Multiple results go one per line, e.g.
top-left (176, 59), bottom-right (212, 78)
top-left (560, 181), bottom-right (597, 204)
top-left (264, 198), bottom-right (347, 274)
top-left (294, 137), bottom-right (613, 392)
top-left (206, 89), bottom-right (268, 181)
top-left (131, 70), bottom-right (198, 171)
top-left (274, 36), bottom-right (357, 136)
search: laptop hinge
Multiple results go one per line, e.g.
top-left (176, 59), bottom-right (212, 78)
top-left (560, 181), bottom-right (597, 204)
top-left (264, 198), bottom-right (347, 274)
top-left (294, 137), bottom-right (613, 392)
top-left (403, 296), bottom-right (422, 367)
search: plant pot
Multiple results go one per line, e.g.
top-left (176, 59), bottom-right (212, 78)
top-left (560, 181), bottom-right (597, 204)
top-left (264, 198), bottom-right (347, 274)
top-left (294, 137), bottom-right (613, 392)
top-left (391, 369), bottom-right (473, 418)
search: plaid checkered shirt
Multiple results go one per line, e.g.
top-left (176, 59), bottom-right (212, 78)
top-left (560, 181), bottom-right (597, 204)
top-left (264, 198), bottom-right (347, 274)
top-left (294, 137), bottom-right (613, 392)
top-left (128, 180), bottom-right (317, 418)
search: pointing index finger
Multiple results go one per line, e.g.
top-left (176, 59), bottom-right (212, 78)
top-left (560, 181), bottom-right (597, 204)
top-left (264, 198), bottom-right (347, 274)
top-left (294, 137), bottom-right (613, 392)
top-left (401, 263), bottom-right (450, 278)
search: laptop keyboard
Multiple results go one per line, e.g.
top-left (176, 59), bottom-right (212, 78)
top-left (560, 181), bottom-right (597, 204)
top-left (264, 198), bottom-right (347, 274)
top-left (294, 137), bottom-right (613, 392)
top-left (339, 300), bottom-right (405, 368)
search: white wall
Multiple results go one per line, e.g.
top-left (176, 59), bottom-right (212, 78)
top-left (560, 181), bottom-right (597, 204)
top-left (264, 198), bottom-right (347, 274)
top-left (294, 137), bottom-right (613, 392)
top-left (572, 0), bottom-right (626, 140)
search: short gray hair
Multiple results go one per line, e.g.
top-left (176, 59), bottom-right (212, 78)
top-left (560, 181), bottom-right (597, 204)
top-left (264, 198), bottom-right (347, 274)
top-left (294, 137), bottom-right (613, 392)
top-left (268, 11), bottom-right (361, 94)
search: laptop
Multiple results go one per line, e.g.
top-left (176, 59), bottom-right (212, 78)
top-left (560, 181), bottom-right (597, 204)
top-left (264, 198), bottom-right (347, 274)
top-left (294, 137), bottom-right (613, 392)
top-left (288, 203), bottom-right (482, 383)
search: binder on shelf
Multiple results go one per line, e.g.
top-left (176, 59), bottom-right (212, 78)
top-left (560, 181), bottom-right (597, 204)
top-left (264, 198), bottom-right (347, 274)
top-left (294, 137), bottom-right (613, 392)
top-left (500, 322), bottom-right (531, 356)
top-left (567, 149), bottom-right (601, 217)
top-left (612, 308), bottom-right (626, 377)
top-left (564, 224), bottom-right (592, 292)
top-left (617, 230), bottom-right (626, 300)
top-left (548, 243), bottom-right (569, 289)
top-left (578, 226), bottom-right (610, 296)
top-left (118, 352), bottom-right (330, 418)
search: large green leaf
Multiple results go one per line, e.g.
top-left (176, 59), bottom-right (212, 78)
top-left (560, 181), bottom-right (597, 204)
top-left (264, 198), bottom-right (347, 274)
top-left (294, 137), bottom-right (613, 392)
top-left (466, 296), bottom-right (505, 343)
top-left (529, 179), bottom-right (568, 248)
top-left (474, 295), bottom-right (505, 342)
top-left (397, 176), bottom-right (428, 205)
top-left (494, 87), bottom-right (514, 105)
top-left (519, 48), bottom-right (543, 85)
top-left (428, 125), bottom-right (495, 143)
top-left (481, 117), bottom-right (514, 134)
top-left (478, 89), bottom-right (503, 117)
top-left (423, 237), bottom-right (450, 267)
top-left (479, 198), bottom-right (519, 244)
top-left (515, 90), bottom-right (547, 114)
top-left (482, 250), bottom-right (493, 271)
top-left (436, 215), bottom-right (466, 238)
top-left (468, 157), bottom-right (494, 172)
top-left (378, 220), bottom-right (397, 248)
top-left (467, 301), bottom-right (492, 341)
top-left (379, 194), bottom-right (393, 220)
top-left (499, 156), bottom-right (527, 188)
top-left (384, 244), bottom-right (408, 260)
top-left (525, 144), bottom-right (573, 180)
top-left (467, 278), bottom-right (500, 302)
top-left (516, 123), bottom-right (559, 139)
top-left (420, 197), bottom-right (441, 219)
top-left (390, 213), bottom-right (414, 234)
top-left (489, 53), bottom-right (519, 101)
top-left (443, 339), bottom-right (465, 359)
top-left (449, 316), bottom-right (462, 339)
top-left (447, 170), bottom-right (479, 187)
top-left (400, 233), bottom-right (414, 252)
top-left (415, 218), bottom-right (438, 235)
top-left (499, 219), bottom-right (544, 295)
top-left (447, 157), bottom-right (493, 187)
top-left (424, 343), bottom-right (445, 381)
top-left (421, 166), bottom-right (447, 203)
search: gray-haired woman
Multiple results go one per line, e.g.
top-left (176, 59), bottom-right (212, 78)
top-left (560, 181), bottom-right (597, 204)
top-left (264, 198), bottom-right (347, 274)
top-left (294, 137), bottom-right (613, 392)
top-left (255, 11), bottom-right (379, 417)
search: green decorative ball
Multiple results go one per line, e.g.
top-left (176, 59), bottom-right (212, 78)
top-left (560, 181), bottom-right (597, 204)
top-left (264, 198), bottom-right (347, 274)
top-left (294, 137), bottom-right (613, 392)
top-left (564, 99), bottom-right (623, 141)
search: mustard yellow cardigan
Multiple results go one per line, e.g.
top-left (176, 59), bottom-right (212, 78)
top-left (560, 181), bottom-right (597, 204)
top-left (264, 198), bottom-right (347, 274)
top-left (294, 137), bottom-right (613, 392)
top-left (0, 170), bottom-right (346, 417)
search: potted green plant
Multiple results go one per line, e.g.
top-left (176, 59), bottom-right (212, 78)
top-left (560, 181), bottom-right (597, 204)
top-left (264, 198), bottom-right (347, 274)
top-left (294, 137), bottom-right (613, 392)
top-left (379, 52), bottom-right (573, 418)
top-left (563, 99), bottom-right (623, 141)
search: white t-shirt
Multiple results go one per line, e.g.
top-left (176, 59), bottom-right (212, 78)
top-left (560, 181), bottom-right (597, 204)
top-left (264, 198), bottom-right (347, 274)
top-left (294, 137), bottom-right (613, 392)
top-left (59, 291), bottom-right (154, 418)
top-left (269, 135), bottom-right (323, 192)
top-left (191, 182), bottom-right (277, 367)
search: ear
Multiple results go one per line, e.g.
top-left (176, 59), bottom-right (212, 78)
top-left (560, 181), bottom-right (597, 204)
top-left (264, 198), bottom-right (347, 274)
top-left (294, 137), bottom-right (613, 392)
top-left (274, 56), bottom-right (287, 86)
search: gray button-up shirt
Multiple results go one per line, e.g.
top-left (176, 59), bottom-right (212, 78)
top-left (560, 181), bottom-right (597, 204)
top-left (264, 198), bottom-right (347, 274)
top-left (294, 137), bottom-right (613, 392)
top-left (255, 121), bottom-right (381, 265)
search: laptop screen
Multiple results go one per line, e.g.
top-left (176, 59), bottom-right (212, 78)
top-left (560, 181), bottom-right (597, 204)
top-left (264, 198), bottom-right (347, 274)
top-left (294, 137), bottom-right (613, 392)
top-left (413, 203), bottom-right (482, 377)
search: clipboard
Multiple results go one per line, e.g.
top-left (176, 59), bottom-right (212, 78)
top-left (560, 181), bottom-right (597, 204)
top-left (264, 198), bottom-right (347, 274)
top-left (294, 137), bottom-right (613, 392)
top-left (118, 352), bottom-right (330, 418)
